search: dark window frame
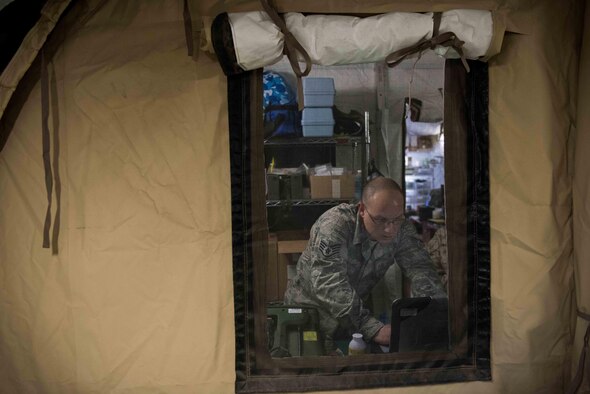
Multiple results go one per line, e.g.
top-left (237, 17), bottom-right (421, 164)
top-left (229, 59), bottom-right (490, 393)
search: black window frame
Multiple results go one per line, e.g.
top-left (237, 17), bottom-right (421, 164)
top-left (228, 59), bottom-right (491, 393)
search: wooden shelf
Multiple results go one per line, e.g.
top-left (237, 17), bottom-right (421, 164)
top-left (264, 135), bottom-right (363, 146)
top-left (266, 198), bottom-right (357, 207)
top-left (277, 239), bottom-right (308, 254)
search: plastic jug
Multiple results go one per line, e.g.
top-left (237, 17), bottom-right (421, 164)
top-left (348, 333), bottom-right (366, 355)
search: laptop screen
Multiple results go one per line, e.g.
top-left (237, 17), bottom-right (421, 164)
top-left (389, 296), bottom-right (450, 353)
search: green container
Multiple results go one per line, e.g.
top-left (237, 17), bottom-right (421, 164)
top-left (267, 173), bottom-right (304, 200)
top-left (266, 305), bottom-right (324, 357)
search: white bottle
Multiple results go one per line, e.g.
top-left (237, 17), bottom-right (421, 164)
top-left (348, 333), bottom-right (366, 355)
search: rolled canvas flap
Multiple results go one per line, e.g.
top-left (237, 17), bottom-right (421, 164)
top-left (219, 9), bottom-right (497, 73)
top-left (434, 9), bottom-right (495, 59)
top-left (284, 12), bottom-right (434, 66)
top-left (228, 11), bottom-right (284, 71)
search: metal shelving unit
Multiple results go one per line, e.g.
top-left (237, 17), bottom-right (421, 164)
top-left (264, 112), bottom-right (371, 231)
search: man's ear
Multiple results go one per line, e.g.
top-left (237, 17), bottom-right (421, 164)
top-left (358, 201), bottom-right (365, 217)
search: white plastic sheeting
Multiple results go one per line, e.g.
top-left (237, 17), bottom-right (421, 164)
top-left (228, 9), bottom-right (494, 71)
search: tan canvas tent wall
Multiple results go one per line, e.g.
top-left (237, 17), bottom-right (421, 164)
top-left (0, 0), bottom-right (588, 393)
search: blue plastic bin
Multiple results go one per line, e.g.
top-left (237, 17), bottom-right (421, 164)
top-left (302, 77), bottom-right (335, 107)
top-left (302, 108), bottom-right (335, 137)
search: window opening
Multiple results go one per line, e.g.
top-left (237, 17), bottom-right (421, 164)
top-left (229, 55), bottom-right (490, 394)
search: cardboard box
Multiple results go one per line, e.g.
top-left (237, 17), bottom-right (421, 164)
top-left (266, 232), bottom-right (309, 302)
top-left (309, 174), bottom-right (355, 199)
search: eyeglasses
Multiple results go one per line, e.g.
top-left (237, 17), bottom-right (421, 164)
top-left (364, 208), bottom-right (405, 228)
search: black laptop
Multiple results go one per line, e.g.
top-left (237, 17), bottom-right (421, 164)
top-left (389, 296), bottom-right (450, 353)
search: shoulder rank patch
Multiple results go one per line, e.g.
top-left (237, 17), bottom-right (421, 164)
top-left (318, 240), bottom-right (341, 259)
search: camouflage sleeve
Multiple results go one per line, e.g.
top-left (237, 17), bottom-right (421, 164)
top-left (426, 228), bottom-right (449, 287)
top-left (395, 222), bottom-right (446, 298)
top-left (308, 218), bottom-right (383, 340)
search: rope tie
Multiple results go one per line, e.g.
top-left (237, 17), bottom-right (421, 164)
top-left (386, 13), bottom-right (470, 73)
top-left (260, 0), bottom-right (312, 110)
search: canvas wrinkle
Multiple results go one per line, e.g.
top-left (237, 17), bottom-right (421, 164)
top-left (144, 134), bottom-right (200, 230)
top-left (1, 96), bottom-right (46, 159)
top-left (497, 243), bottom-right (571, 296)
top-left (1, 1), bottom-right (234, 390)
top-left (500, 279), bottom-right (572, 353)
top-left (490, 156), bottom-right (539, 205)
top-left (32, 308), bottom-right (72, 358)
top-left (101, 325), bottom-right (160, 392)
top-left (492, 252), bottom-right (562, 309)
top-left (493, 180), bottom-right (569, 214)
top-left (0, 158), bottom-right (45, 232)
top-left (165, 257), bottom-right (233, 382)
top-left (491, 212), bottom-right (567, 254)
top-left (504, 231), bottom-right (564, 259)
top-left (157, 257), bottom-right (204, 371)
top-left (526, 299), bottom-right (574, 357)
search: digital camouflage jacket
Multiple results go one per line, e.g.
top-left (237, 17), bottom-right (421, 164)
top-left (283, 203), bottom-right (446, 352)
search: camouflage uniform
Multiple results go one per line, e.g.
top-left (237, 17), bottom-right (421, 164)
top-left (426, 227), bottom-right (449, 288)
top-left (283, 203), bottom-right (446, 353)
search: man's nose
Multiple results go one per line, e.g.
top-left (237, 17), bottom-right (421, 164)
top-left (383, 222), bottom-right (396, 233)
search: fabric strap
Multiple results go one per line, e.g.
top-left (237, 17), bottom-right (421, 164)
top-left (41, 50), bottom-right (53, 250)
top-left (40, 51), bottom-right (62, 255)
top-left (183, 0), bottom-right (194, 57)
top-left (385, 13), bottom-right (470, 73)
top-left (566, 310), bottom-right (590, 394)
top-left (49, 60), bottom-right (61, 255)
top-left (260, 0), bottom-right (312, 110)
top-left (36, 0), bottom-right (108, 254)
top-left (432, 12), bottom-right (442, 37)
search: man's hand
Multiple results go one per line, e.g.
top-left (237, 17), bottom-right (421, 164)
top-left (372, 324), bottom-right (391, 345)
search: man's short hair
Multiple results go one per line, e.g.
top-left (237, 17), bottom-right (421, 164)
top-left (362, 176), bottom-right (403, 203)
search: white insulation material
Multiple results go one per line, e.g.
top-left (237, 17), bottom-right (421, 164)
top-left (228, 10), bottom-right (494, 70)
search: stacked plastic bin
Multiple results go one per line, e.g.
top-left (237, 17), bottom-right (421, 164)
top-left (301, 77), bottom-right (336, 137)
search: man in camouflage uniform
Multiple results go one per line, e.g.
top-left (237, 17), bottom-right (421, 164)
top-left (284, 177), bottom-right (446, 354)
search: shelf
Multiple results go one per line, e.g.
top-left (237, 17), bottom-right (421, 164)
top-left (264, 135), bottom-right (363, 146)
top-left (266, 198), bottom-right (357, 207)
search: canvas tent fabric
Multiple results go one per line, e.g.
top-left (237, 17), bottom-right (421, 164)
top-left (0, 0), bottom-right (71, 117)
top-left (225, 9), bottom-right (496, 71)
top-left (573, 1), bottom-right (590, 391)
top-left (0, 0), bottom-right (588, 393)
